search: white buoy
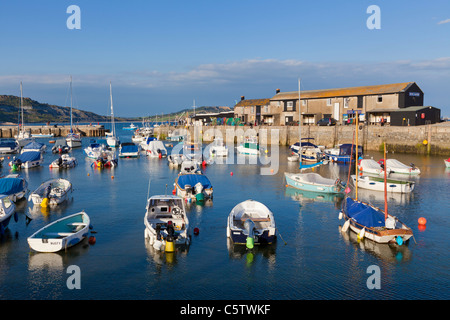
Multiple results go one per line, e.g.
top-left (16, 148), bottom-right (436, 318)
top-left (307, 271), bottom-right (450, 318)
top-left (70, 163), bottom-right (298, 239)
top-left (338, 212), bottom-right (343, 220)
top-left (342, 220), bottom-right (350, 233)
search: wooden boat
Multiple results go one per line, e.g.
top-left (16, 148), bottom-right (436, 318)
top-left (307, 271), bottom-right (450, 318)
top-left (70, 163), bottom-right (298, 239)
top-left (359, 159), bottom-right (390, 176)
top-left (0, 174), bottom-right (28, 202)
top-left (285, 172), bottom-right (344, 194)
top-left (144, 195), bottom-right (190, 251)
top-left (351, 175), bottom-right (414, 193)
top-left (227, 200), bottom-right (276, 249)
top-left (9, 151), bottom-right (44, 169)
top-left (118, 142), bottom-right (140, 158)
top-left (49, 154), bottom-right (78, 169)
top-left (340, 116), bottom-right (413, 245)
top-left (174, 173), bottom-right (213, 202)
top-left (0, 195), bottom-right (17, 234)
top-left (27, 211), bottom-right (90, 253)
top-left (380, 159), bottom-right (421, 175)
top-left (28, 178), bottom-right (72, 206)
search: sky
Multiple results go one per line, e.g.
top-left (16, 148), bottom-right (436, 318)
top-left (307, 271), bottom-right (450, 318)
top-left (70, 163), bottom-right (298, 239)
top-left (0, 0), bottom-right (449, 117)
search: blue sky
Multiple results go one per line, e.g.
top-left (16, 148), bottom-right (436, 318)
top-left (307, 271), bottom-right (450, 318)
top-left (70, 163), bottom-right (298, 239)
top-left (0, 0), bottom-right (449, 117)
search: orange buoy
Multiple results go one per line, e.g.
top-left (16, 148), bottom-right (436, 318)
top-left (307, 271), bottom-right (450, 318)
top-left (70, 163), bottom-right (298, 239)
top-left (418, 224), bottom-right (427, 232)
top-left (418, 217), bottom-right (427, 225)
top-left (87, 173), bottom-right (90, 176)
top-left (88, 236), bottom-right (96, 245)
top-left (111, 175), bottom-right (114, 179)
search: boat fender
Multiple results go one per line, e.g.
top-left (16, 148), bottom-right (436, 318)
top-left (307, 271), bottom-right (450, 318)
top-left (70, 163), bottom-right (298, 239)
top-left (338, 212), bottom-right (343, 220)
top-left (357, 227), bottom-right (366, 240)
top-left (246, 237), bottom-right (254, 249)
top-left (342, 220), bottom-right (350, 233)
top-left (396, 236), bottom-right (403, 246)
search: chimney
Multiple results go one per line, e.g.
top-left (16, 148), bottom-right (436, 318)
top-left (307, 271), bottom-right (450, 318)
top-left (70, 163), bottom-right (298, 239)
top-left (276, 88), bottom-right (280, 94)
top-left (241, 96), bottom-right (245, 101)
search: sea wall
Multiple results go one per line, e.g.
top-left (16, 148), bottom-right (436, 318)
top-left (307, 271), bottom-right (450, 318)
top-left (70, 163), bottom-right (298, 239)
top-left (156, 123), bottom-right (450, 155)
top-left (0, 125), bottom-right (107, 138)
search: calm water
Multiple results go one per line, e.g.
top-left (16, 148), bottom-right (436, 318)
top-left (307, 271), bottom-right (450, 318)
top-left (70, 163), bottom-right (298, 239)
top-left (0, 124), bottom-right (449, 300)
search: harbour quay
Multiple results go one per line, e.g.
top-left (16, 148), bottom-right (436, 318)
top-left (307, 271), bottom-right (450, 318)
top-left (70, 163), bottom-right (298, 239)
top-left (155, 122), bottom-right (450, 155)
top-left (0, 124), bottom-right (107, 138)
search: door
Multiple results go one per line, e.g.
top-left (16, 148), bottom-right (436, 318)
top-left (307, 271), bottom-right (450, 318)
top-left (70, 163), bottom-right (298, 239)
top-left (334, 103), bottom-right (340, 121)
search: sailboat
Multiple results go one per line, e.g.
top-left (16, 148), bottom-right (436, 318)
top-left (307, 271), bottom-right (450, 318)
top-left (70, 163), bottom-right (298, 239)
top-left (66, 76), bottom-right (82, 148)
top-left (106, 82), bottom-right (120, 148)
top-left (339, 114), bottom-right (413, 245)
top-left (15, 82), bottom-right (34, 147)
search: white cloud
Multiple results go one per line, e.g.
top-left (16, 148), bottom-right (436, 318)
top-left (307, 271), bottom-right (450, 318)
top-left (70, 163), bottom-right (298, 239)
top-left (438, 19), bottom-right (450, 25)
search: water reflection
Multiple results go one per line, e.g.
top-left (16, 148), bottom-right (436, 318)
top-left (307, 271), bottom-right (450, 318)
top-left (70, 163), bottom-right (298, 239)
top-left (285, 187), bottom-right (344, 208)
top-left (144, 238), bottom-right (189, 268)
top-left (226, 238), bottom-right (276, 268)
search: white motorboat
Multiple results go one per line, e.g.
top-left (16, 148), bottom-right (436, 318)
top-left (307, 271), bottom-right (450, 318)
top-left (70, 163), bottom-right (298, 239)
top-left (0, 139), bottom-right (20, 154)
top-left (168, 154), bottom-right (186, 167)
top-left (141, 139), bottom-right (167, 158)
top-left (351, 175), bottom-right (414, 193)
top-left (28, 178), bottom-right (72, 207)
top-left (118, 142), bottom-right (140, 158)
top-left (49, 154), bottom-right (78, 169)
top-left (27, 211), bottom-right (90, 253)
top-left (132, 126), bottom-right (154, 143)
top-left (0, 195), bottom-right (17, 234)
top-left (84, 142), bottom-right (107, 159)
top-left (144, 195), bottom-right (190, 251)
top-left (227, 200), bottom-right (276, 249)
top-left (21, 141), bottom-right (46, 154)
top-left (52, 139), bottom-right (71, 154)
top-left (9, 151), bottom-right (44, 169)
top-left (0, 174), bottom-right (28, 202)
top-left (237, 137), bottom-right (260, 155)
top-left (174, 173), bottom-right (213, 202)
top-left (209, 137), bottom-right (228, 157)
top-left (382, 159), bottom-right (421, 175)
top-left (359, 159), bottom-right (390, 176)
top-left (179, 160), bottom-right (202, 174)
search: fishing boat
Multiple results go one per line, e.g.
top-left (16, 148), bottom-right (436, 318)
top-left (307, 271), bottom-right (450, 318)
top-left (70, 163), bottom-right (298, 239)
top-left (122, 123), bottom-right (137, 130)
top-left (209, 137), bottom-right (228, 157)
top-left (0, 139), bottom-right (20, 154)
top-left (380, 159), bottom-right (421, 175)
top-left (28, 178), bottom-right (72, 207)
top-left (118, 142), bottom-right (140, 158)
top-left (15, 82), bottom-right (34, 148)
top-left (0, 195), bottom-right (17, 235)
top-left (52, 138), bottom-right (71, 154)
top-left (324, 143), bottom-right (363, 163)
top-left (0, 174), bottom-right (28, 202)
top-left (106, 82), bottom-right (120, 148)
top-left (21, 141), bottom-right (46, 154)
top-left (9, 151), bottom-right (44, 169)
top-left (445, 158), bottom-right (450, 168)
top-left (140, 138), bottom-right (167, 158)
top-left (66, 77), bottom-right (82, 148)
top-left (84, 141), bottom-right (106, 159)
top-left (285, 172), bottom-right (344, 194)
top-left (237, 136), bottom-right (260, 155)
top-left (31, 133), bottom-right (54, 138)
top-left (359, 159), bottom-right (390, 176)
top-left (144, 195), bottom-right (190, 251)
top-left (351, 175), bottom-right (414, 193)
top-left (174, 173), bottom-right (213, 202)
top-left (27, 211), bottom-right (90, 253)
top-left (339, 115), bottom-right (413, 245)
top-left (226, 200), bottom-right (276, 249)
top-left (49, 154), bottom-right (78, 169)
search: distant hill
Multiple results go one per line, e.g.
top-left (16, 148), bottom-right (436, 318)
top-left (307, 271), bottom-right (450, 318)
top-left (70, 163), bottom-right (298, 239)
top-left (0, 94), bottom-right (233, 124)
top-left (0, 95), bottom-right (112, 124)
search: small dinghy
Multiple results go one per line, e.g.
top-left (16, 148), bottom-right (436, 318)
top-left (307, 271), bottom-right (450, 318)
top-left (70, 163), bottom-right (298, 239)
top-left (0, 195), bottom-right (18, 234)
top-left (28, 178), bottom-right (72, 207)
top-left (52, 139), bottom-right (71, 154)
top-left (9, 151), bottom-right (44, 169)
top-left (359, 159), bottom-right (390, 176)
top-left (285, 172), bottom-right (344, 194)
top-left (351, 175), bottom-right (414, 193)
top-left (227, 200), bottom-right (276, 249)
top-left (0, 174), bottom-right (28, 202)
top-left (381, 159), bottom-right (421, 175)
top-left (144, 195), bottom-right (190, 252)
top-left (49, 154), bottom-right (78, 169)
top-left (27, 211), bottom-right (90, 253)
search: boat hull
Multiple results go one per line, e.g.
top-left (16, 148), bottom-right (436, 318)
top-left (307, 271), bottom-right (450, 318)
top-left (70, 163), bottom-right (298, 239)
top-left (285, 172), bottom-right (343, 194)
top-left (351, 175), bottom-right (414, 193)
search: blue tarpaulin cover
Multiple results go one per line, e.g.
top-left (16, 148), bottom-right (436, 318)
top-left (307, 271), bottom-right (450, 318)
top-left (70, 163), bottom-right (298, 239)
top-left (0, 178), bottom-right (25, 195)
top-left (121, 144), bottom-right (139, 153)
top-left (344, 197), bottom-right (385, 228)
top-left (23, 141), bottom-right (44, 150)
top-left (176, 174), bottom-right (212, 189)
top-left (17, 151), bottom-right (41, 162)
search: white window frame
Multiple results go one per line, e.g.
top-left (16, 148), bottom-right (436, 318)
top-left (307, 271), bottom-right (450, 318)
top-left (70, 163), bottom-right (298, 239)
top-left (327, 98), bottom-right (332, 106)
top-left (287, 101), bottom-right (294, 111)
top-left (344, 98), bottom-right (349, 109)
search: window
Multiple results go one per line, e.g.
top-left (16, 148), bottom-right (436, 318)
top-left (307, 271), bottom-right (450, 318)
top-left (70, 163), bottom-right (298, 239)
top-left (327, 98), bottom-right (332, 106)
top-left (264, 105), bottom-right (268, 113)
top-left (377, 95), bottom-right (383, 103)
top-left (287, 101), bottom-right (294, 111)
top-left (251, 107), bottom-right (254, 113)
top-left (344, 98), bottom-right (349, 109)
top-left (302, 99), bottom-right (307, 106)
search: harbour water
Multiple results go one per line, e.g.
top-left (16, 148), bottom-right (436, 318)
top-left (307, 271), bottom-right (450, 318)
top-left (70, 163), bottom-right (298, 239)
top-left (0, 123), bottom-right (449, 300)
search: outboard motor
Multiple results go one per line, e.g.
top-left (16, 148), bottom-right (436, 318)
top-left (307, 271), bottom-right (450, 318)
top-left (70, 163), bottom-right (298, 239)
top-left (243, 219), bottom-right (256, 249)
top-left (185, 184), bottom-right (192, 196)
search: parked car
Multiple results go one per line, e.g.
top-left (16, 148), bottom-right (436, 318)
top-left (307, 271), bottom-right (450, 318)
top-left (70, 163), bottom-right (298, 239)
top-left (317, 118), bottom-right (337, 126)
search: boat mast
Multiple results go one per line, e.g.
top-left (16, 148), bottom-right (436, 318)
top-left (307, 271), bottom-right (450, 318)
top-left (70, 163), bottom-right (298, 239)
top-left (355, 110), bottom-right (358, 201)
top-left (110, 81), bottom-right (115, 137)
top-left (70, 76), bottom-right (73, 133)
top-left (20, 81), bottom-right (23, 134)
top-left (298, 78), bottom-right (302, 168)
top-left (384, 142), bottom-right (388, 220)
